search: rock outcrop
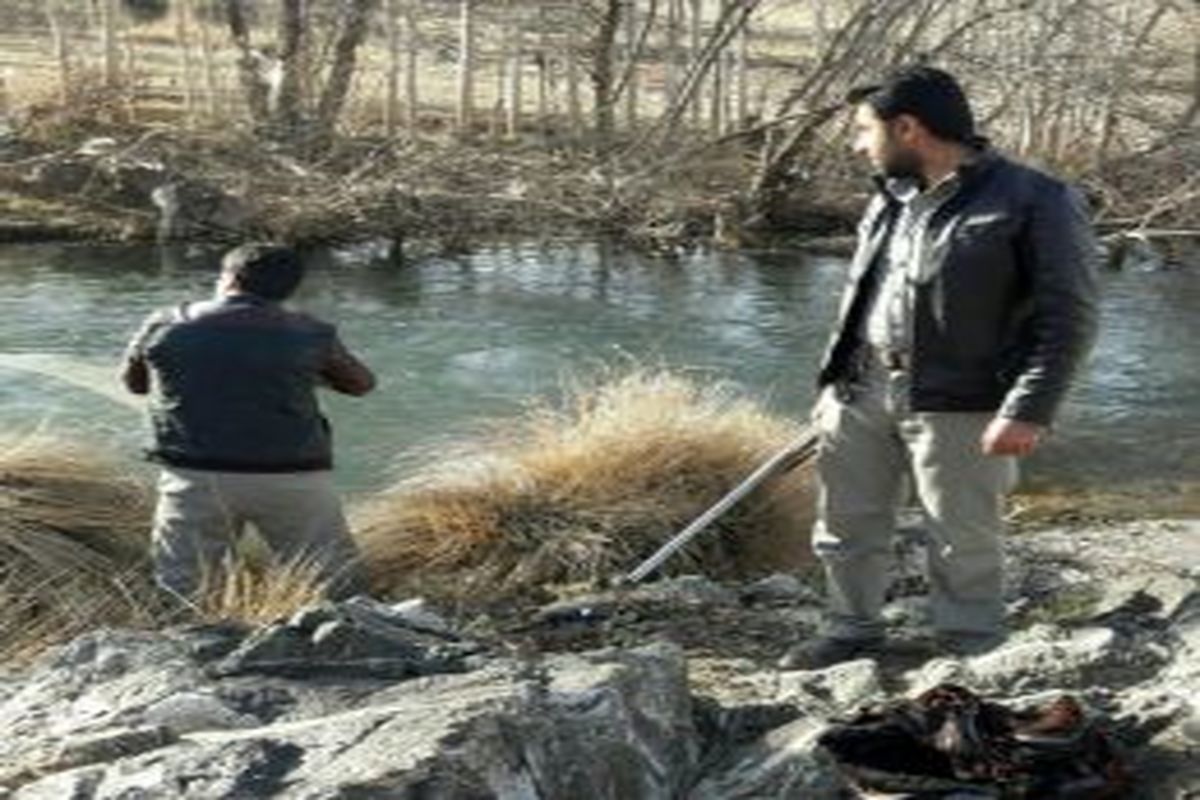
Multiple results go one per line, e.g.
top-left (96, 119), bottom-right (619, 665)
top-left (0, 519), bottom-right (1195, 799)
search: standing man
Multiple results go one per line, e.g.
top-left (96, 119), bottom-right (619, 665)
top-left (781, 67), bottom-right (1098, 668)
top-left (121, 243), bottom-right (375, 601)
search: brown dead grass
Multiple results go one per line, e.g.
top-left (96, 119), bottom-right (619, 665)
top-left (0, 434), bottom-right (157, 663)
top-left (1009, 481), bottom-right (1200, 530)
top-left (192, 553), bottom-right (332, 626)
top-left (0, 435), bottom-right (345, 661)
top-left (355, 368), bottom-right (815, 604)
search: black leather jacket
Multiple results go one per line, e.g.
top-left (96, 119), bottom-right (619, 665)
top-left (818, 150), bottom-right (1099, 426)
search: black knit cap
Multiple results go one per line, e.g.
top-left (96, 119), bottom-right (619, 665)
top-left (847, 66), bottom-right (976, 144)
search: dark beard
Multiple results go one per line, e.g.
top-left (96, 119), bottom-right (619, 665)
top-left (881, 148), bottom-right (923, 182)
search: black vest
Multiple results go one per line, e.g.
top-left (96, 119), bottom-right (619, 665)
top-left (142, 295), bottom-right (336, 472)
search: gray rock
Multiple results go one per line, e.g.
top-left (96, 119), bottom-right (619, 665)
top-left (905, 657), bottom-right (975, 696)
top-left (140, 691), bottom-right (255, 734)
top-left (0, 631), bottom-right (203, 764)
top-left (1090, 572), bottom-right (1198, 622)
top-left (632, 575), bottom-right (736, 607)
top-left (740, 574), bottom-right (815, 605)
top-left (213, 599), bottom-right (476, 679)
top-left (688, 717), bottom-right (846, 800)
top-left (378, 597), bottom-right (456, 637)
top-left (950, 625), bottom-right (1166, 694)
top-left (0, 726), bottom-right (176, 791)
top-left (13, 643), bottom-right (698, 800)
top-left (777, 659), bottom-right (884, 713)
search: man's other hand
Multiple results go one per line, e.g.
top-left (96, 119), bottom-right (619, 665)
top-left (981, 417), bottom-right (1043, 457)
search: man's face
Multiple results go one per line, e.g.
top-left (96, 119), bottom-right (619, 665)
top-left (851, 104), bottom-right (921, 180)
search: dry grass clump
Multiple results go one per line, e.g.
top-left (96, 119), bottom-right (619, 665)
top-left (192, 554), bottom-right (332, 627)
top-left (0, 434), bottom-right (345, 660)
top-left (356, 368), bottom-right (815, 603)
top-left (0, 434), bottom-right (157, 663)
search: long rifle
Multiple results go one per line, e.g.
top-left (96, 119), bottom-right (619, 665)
top-left (621, 428), bottom-right (819, 585)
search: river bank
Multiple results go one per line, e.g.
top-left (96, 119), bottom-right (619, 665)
top-left (0, 125), bottom-right (865, 253)
top-left (5, 124), bottom-right (1198, 276)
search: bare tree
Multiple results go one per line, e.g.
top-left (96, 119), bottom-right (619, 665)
top-left (748, 0), bottom-right (918, 209)
top-left (193, 0), bottom-right (219, 118)
top-left (226, 0), bottom-right (270, 123)
top-left (639, 0), bottom-right (760, 146)
top-left (176, 0), bottom-right (198, 126)
top-left (665, 0), bottom-right (683, 107)
top-left (45, 1), bottom-right (71, 106)
top-left (506, 2), bottom-right (524, 137)
top-left (100, 0), bottom-right (120, 88)
top-left (456, 0), bottom-right (476, 133)
top-left (565, 13), bottom-right (583, 135)
top-left (405, 0), bottom-right (420, 131)
top-left (624, 0), bottom-right (640, 129)
top-left (586, 0), bottom-right (624, 147)
top-left (311, 0), bottom-right (377, 147)
top-left (384, 0), bottom-right (401, 136)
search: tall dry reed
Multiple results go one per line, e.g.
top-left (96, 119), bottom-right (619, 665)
top-left (355, 368), bottom-right (815, 602)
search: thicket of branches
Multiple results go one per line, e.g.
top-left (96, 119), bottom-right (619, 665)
top-left (3, 0), bottom-right (1197, 236)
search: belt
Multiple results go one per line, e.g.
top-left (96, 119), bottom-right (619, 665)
top-left (863, 345), bottom-right (910, 372)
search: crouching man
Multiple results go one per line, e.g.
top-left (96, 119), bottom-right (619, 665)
top-left (121, 243), bottom-right (375, 601)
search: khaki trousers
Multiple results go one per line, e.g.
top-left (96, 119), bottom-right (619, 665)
top-left (812, 361), bottom-right (1017, 641)
top-left (152, 467), bottom-right (366, 600)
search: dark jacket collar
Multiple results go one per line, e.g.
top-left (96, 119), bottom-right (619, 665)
top-left (218, 292), bottom-right (276, 307)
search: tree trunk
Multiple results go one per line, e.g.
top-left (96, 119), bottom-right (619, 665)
top-left (687, 0), bottom-right (702, 127)
top-left (1094, 0), bottom-right (1170, 168)
top-left (225, 0), bottom-right (270, 124)
top-left (385, 0), bottom-right (400, 136)
top-left (121, 7), bottom-right (139, 122)
top-left (591, 0), bottom-right (623, 147)
top-left (405, 0), bottom-right (420, 131)
top-left (566, 17), bottom-right (582, 135)
top-left (1181, 35), bottom-right (1200, 132)
top-left (708, 0), bottom-right (724, 135)
top-left (45, 1), bottom-right (70, 106)
top-left (624, 0), bottom-right (639, 131)
top-left (272, 0), bottom-right (310, 138)
top-left (647, 0), bottom-right (757, 145)
top-left (176, 0), bottom-right (197, 126)
top-left (313, 0), bottom-right (377, 148)
top-left (507, 4), bottom-right (523, 137)
top-left (735, 6), bottom-right (749, 129)
top-left (194, 0), bottom-right (219, 118)
top-left (456, 0), bottom-right (475, 133)
top-left (101, 0), bottom-right (119, 88)
top-left (536, 2), bottom-right (549, 129)
top-left (665, 0), bottom-right (681, 106)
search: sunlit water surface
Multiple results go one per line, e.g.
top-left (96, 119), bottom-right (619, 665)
top-left (0, 242), bottom-right (1196, 495)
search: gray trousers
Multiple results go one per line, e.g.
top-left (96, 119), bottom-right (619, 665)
top-left (812, 361), bottom-right (1017, 641)
top-left (152, 467), bottom-right (367, 600)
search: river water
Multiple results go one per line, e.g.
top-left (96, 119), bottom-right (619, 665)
top-left (0, 241), bottom-right (1195, 495)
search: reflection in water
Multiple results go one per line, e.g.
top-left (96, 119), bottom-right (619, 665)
top-left (0, 241), bottom-right (1195, 493)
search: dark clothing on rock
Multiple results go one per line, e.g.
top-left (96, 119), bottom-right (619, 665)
top-left (819, 684), bottom-right (1129, 798)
